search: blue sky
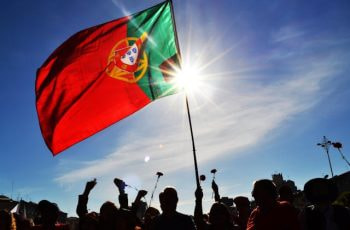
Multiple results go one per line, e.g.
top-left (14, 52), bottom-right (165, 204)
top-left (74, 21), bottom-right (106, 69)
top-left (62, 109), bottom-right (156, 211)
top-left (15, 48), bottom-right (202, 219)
top-left (1, 0), bottom-right (350, 216)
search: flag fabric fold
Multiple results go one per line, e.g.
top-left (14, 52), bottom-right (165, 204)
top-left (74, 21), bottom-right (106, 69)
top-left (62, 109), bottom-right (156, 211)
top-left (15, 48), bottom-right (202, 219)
top-left (36, 1), bottom-right (181, 155)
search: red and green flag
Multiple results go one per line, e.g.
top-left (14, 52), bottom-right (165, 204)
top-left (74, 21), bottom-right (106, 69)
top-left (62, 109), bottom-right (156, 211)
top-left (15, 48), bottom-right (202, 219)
top-left (36, 1), bottom-right (181, 155)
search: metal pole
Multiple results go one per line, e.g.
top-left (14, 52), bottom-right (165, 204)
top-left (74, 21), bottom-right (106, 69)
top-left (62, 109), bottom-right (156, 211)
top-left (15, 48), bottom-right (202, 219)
top-left (149, 176), bottom-right (160, 207)
top-left (185, 95), bottom-right (200, 188)
top-left (331, 142), bottom-right (350, 168)
top-left (317, 136), bottom-right (334, 177)
top-left (169, 0), bottom-right (200, 188)
top-left (325, 145), bottom-right (334, 177)
top-left (336, 148), bottom-right (350, 168)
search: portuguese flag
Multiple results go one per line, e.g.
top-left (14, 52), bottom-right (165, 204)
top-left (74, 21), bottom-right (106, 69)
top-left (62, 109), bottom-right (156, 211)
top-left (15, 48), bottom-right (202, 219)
top-left (36, 0), bottom-right (181, 155)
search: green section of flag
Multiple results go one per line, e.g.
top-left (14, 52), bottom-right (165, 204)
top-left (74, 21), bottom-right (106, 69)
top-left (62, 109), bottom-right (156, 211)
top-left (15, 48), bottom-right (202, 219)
top-left (127, 1), bottom-right (180, 100)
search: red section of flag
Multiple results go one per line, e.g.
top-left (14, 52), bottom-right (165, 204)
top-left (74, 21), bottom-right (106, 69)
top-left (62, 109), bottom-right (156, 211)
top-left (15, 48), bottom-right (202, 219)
top-left (36, 17), bottom-right (151, 155)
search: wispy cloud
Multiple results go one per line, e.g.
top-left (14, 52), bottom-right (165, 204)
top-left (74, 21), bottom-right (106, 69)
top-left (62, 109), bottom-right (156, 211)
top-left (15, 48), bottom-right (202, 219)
top-left (55, 51), bottom-right (342, 187)
top-left (271, 25), bottom-right (306, 43)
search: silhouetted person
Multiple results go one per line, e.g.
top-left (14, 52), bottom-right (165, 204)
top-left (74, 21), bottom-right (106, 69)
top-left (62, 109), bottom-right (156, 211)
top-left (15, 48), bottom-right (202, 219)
top-left (113, 177), bottom-right (148, 216)
top-left (13, 213), bottom-right (33, 230)
top-left (143, 207), bottom-right (160, 230)
top-left (79, 213), bottom-right (98, 230)
top-left (247, 179), bottom-right (300, 230)
top-left (208, 202), bottom-right (237, 230)
top-left (76, 179), bottom-right (98, 230)
top-left (32, 200), bottom-right (69, 230)
top-left (279, 185), bottom-right (295, 205)
top-left (211, 181), bottom-right (220, 203)
top-left (77, 178), bottom-right (145, 230)
top-left (202, 214), bottom-right (209, 224)
top-left (0, 210), bottom-right (16, 230)
top-left (114, 178), bottom-right (129, 210)
top-left (299, 178), bottom-right (350, 230)
top-left (99, 201), bottom-right (119, 230)
top-left (194, 187), bottom-right (238, 230)
top-left (113, 178), bottom-right (145, 230)
top-left (151, 187), bottom-right (196, 230)
top-left (233, 196), bottom-right (251, 230)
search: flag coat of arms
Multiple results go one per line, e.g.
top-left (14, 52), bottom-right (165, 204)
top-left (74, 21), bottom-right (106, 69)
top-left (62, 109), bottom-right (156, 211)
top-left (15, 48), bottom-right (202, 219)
top-left (36, 1), bottom-right (180, 155)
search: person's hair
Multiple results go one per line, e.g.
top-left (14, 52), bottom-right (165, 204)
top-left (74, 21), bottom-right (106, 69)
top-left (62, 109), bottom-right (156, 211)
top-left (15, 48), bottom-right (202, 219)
top-left (304, 178), bottom-right (338, 203)
top-left (252, 179), bottom-right (278, 199)
top-left (209, 202), bottom-right (231, 225)
top-left (159, 187), bottom-right (178, 202)
top-left (279, 185), bottom-right (293, 196)
top-left (38, 200), bottom-right (59, 216)
top-left (233, 196), bottom-right (250, 208)
top-left (144, 207), bottom-right (160, 217)
top-left (100, 201), bottom-right (118, 215)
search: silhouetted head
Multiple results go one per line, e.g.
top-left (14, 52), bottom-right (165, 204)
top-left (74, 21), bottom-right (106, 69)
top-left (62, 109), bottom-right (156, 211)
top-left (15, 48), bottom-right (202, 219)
top-left (37, 200), bottom-right (60, 226)
top-left (99, 201), bottom-right (119, 230)
top-left (304, 178), bottom-right (338, 205)
top-left (144, 207), bottom-right (160, 225)
top-left (159, 187), bottom-right (178, 215)
top-left (202, 214), bottom-right (209, 223)
top-left (100, 201), bottom-right (118, 222)
top-left (233, 195), bottom-right (251, 221)
top-left (208, 202), bottom-right (231, 227)
top-left (279, 184), bottom-right (294, 203)
top-left (252, 179), bottom-right (278, 209)
top-left (80, 212), bottom-right (98, 230)
top-left (233, 196), bottom-right (250, 210)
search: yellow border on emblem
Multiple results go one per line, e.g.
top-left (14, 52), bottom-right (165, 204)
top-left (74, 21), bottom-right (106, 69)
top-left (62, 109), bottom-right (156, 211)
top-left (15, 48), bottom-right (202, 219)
top-left (106, 37), bottom-right (148, 83)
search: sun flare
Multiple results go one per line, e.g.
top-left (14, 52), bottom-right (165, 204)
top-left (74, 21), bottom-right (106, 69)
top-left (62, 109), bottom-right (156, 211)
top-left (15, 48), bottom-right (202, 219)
top-left (174, 62), bottom-right (201, 92)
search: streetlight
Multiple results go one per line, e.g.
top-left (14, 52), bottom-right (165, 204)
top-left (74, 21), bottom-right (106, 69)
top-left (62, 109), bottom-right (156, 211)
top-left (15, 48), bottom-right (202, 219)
top-left (317, 136), bottom-right (334, 177)
top-left (332, 142), bottom-right (350, 168)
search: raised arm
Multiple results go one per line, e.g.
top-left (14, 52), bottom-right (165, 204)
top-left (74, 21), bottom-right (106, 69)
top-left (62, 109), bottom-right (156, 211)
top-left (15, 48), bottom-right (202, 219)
top-left (114, 178), bottom-right (129, 209)
top-left (131, 189), bottom-right (148, 214)
top-left (76, 179), bottom-right (96, 217)
top-left (194, 186), bottom-right (206, 230)
top-left (212, 180), bottom-right (220, 202)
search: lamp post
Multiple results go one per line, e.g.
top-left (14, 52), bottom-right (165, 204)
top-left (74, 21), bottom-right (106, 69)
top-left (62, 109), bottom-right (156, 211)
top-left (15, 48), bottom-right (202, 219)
top-left (149, 171), bottom-right (163, 207)
top-left (317, 136), bottom-right (334, 177)
top-left (332, 142), bottom-right (350, 168)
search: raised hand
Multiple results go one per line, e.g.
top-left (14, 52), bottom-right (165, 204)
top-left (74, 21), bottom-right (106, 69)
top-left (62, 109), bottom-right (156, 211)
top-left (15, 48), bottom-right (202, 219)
top-left (114, 178), bottom-right (126, 194)
top-left (212, 180), bottom-right (220, 202)
top-left (138, 189), bottom-right (148, 198)
top-left (83, 179), bottom-right (97, 196)
top-left (211, 180), bottom-right (218, 193)
top-left (194, 186), bottom-right (204, 224)
top-left (195, 186), bottom-right (203, 200)
top-left (132, 189), bottom-right (148, 211)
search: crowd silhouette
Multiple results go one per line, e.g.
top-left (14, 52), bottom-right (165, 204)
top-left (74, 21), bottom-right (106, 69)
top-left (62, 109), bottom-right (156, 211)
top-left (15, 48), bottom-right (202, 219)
top-left (1, 175), bottom-right (350, 230)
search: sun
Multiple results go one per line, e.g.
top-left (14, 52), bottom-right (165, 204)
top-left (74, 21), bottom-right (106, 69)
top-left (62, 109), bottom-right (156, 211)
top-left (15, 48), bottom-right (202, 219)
top-left (174, 62), bottom-right (201, 92)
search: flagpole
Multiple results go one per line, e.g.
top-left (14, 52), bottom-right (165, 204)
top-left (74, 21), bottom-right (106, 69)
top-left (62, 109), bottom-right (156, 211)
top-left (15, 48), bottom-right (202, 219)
top-left (185, 95), bottom-right (201, 188)
top-left (169, 0), bottom-right (200, 188)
